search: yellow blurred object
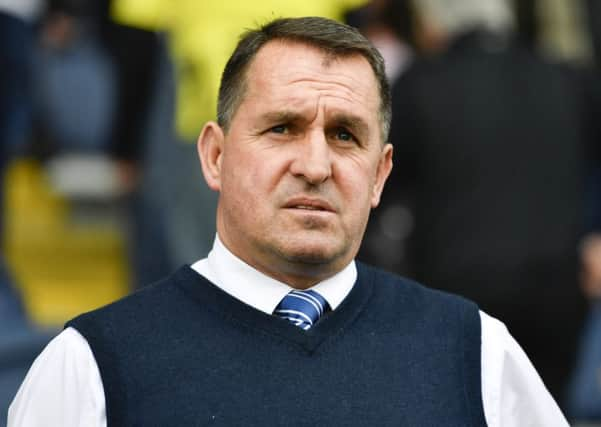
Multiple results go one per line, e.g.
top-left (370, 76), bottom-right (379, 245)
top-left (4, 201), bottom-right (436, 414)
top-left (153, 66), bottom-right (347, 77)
top-left (111, 0), bottom-right (367, 139)
top-left (3, 159), bottom-right (129, 326)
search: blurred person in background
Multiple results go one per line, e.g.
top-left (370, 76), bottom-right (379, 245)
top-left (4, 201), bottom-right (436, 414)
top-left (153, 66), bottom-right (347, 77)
top-left (0, 0), bottom-right (43, 321)
top-left (567, 234), bottom-right (601, 422)
top-left (345, 0), bottom-right (415, 84)
top-left (0, 1), bottom-right (62, 423)
top-left (361, 0), bottom-right (601, 403)
top-left (564, 0), bottom-right (601, 422)
top-left (97, 0), bottom-right (171, 289)
top-left (1, 0), bottom-right (161, 419)
top-left (31, 0), bottom-right (171, 290)
top-left (0, 2), bottom-right (39, 422)
top-left (349, 0), bottom-right (417, 275)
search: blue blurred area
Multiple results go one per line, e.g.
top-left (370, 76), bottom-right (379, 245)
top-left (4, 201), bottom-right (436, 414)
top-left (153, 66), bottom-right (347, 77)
top-left (35, 35), bottom-right (116, 152)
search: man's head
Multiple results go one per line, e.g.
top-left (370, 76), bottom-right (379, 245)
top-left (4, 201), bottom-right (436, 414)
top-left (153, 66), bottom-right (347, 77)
top-left (198, 17), bottom-right (393, 288)
top-left (217, 16), bottom-right (392, 143)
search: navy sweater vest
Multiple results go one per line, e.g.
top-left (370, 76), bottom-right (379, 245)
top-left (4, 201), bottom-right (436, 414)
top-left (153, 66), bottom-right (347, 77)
top-left (67, 264), bottom-right (487, 426)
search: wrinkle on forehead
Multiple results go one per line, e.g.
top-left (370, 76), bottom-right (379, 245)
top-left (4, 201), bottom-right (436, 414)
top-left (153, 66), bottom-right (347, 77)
top-left (247, 46), bottom-right (377, 113)
top-left (286, 76), bottom-right (373, 106)
top-left (268, 66), bottom-right (374, 102)
top-left (252, 41), bottom-right (375, 90)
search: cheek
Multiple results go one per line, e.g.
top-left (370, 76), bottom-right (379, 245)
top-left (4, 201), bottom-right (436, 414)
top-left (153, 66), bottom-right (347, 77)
top-left (335, 156), bottom-right (376, 197)
top-left (221, 149), bottom-right (287, 208)
top-left (334, 157), bottom-right (379, 223)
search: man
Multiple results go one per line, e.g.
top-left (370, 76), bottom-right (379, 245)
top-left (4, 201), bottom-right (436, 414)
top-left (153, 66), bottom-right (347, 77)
top-left (9, 16), bottom-right (567, 426)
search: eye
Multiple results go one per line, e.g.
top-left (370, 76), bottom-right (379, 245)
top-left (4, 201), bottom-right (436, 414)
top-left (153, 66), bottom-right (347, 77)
top-left (333, 128), bottom-right (357, 143)
top-left (270, 124), bottom-right (288, 134)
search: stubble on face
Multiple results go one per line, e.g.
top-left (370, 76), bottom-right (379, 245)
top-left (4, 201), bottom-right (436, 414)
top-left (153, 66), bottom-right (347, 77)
top-left (214, 40), bottom-right (388, 288)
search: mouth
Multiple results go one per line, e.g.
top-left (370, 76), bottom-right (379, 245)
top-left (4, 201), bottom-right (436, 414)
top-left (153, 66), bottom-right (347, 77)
top-left (283, 197), bottom-right (336, 213)
top-left (293, 205), bottom-right (326, 211)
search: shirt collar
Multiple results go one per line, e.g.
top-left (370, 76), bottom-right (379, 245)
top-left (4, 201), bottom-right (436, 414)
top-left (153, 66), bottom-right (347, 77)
top-left (190, 234), bottom-right (356, 315)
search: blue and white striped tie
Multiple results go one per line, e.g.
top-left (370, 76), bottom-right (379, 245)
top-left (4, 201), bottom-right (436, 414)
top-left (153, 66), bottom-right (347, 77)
top-left (274, 290), bottom-right (329, 330)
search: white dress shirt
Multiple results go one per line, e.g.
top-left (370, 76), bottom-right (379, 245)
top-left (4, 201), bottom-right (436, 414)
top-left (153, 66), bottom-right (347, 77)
top-left (8, 236), bottom-right (569, 426)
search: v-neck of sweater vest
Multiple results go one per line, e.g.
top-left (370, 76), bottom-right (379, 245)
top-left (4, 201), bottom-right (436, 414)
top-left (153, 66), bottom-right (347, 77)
top-left (173, 264), bottom-right (375, 354)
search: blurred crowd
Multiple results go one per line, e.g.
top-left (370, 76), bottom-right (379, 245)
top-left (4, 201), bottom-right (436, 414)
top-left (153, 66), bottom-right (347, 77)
top-left (1, 0), bottom-right (601, 424)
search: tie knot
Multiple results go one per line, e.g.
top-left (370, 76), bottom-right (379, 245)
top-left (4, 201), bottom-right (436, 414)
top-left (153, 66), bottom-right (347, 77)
top-left (274, 290), bottom-right (329, 330)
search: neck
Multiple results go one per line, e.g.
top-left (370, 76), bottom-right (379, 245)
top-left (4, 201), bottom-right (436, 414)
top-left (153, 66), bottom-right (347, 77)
top-left (243, 249), bottom-right (344, 290)
top-left (217, 234), bottom-right (349, 290)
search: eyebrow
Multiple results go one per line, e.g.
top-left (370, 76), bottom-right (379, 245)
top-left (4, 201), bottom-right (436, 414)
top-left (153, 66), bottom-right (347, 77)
top-left (259, 111), bottom-right (307, 125)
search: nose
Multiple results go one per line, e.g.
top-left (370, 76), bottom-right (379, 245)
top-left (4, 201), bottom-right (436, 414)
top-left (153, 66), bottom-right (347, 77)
top-left (289, 130), bottom-right (332, 184)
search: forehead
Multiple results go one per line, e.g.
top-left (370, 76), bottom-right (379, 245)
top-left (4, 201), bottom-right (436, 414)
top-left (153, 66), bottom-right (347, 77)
top-left (241, 40), bottom-right (380, 124)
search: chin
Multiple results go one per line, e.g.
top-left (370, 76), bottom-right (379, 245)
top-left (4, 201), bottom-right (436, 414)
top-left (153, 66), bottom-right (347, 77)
top-left (276, 238), bottom-right (348, 267)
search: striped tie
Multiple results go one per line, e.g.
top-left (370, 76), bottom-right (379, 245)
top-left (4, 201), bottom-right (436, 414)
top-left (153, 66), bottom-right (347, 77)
top-left (274, 290), bottom-right (329, 330)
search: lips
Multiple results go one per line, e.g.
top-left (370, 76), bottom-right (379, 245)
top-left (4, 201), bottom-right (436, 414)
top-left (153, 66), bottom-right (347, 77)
top-left (294, 205), bottom-right (323, 210)
top-left (283, 197), bottom-right (336, 213)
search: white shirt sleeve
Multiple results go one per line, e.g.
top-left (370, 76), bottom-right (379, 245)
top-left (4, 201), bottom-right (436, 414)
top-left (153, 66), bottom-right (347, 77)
top-left (480, 311), bottom-right (569, 427)
top-left (7, 327), bottom-right (106, 427)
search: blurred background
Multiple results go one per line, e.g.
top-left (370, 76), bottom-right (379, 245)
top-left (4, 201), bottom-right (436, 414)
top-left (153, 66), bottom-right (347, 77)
top-left (1, 0), bottom-right (601, 424)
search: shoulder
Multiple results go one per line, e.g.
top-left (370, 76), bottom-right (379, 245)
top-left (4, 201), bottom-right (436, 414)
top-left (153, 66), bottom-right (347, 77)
top-left (67, 266), bottom-right (196, 328)
top-left (8, 328), bottom-right (105, 426)
top-left (65, 266), bottom-right (209, 359)
top-left (356, 262), bottom-right (481, 339)
top-left (357, 262), bottom-right (479, 311)
top-left (478, 311), bottom-right (570, 426)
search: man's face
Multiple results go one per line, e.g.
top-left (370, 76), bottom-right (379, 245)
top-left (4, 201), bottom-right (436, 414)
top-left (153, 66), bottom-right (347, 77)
top-left (198, 40), bottom-right (392, 288)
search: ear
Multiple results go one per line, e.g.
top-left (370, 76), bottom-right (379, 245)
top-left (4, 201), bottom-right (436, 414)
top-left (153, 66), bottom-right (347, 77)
top-left (370, 143), bottom-right (393, 208)
top-left (197, 121), bottom-right (225, 192)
